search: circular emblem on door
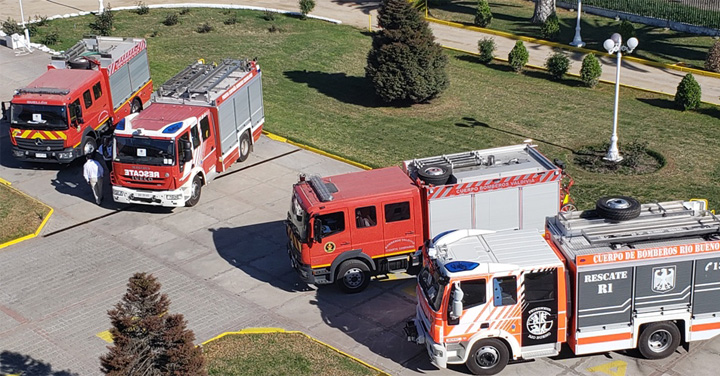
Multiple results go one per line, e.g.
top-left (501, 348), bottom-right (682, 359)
top-left (324, 242), bottom-right (336, 253)
top-left (526, 307), bottom-right (553, 339)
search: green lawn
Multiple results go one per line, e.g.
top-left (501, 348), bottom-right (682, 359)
top-left (0, 184), bottom-right (50, 244)
top-left (203, 333), bottom-right (380, 376)
top-left (427, 0), bottom-right (716, 69)
top-left (31, 9), bottom-right (720, 209)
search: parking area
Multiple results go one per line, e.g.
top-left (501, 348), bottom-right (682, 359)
top-left (1, 46), bottom-right (720, 376)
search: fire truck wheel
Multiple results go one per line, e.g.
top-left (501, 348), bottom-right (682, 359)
top-left (238, 132), bottom-right (251, 162)
top-left (595, 196), bottom-right (641, 221)
top-left (130, 98), bottom-right (142, 113)
top-left (638, 322), bottom-right (681, 360)
top-left (466, 339), bottom-right (509, 375)
top-left (69, 57), bottom-right (91, 69)
top-left (82, 136), bottom-right (97, 156)
top-left (185, 175), bottom-right (202, 207)
top-left (417, 164), bottom-right (452, 186)
top-left (336, 260), bottom-right (370, 293)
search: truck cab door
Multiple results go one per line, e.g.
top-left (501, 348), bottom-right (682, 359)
top-left (444, 278), bottom-right (488, 340)
top-left (381, 199), bottom-right (420, 257)
top-left (312, 210), bottom-right (352, 268)
top-left (197, 114), bottom-right (218, 175)
top-left (350, 205), bottom-right (383, 258)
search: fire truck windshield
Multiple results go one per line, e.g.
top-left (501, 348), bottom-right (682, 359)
top-left (419, 266), bottom-right (446, 312)
top-left (115, 137), bottom-right (175, 166)
top-left (10, 104), bottom-right (68, 129)
top-left (288, 193), bottom-right (308, 241)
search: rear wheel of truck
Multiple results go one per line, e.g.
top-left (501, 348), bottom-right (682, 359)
top-left (336, 260), bottom-right (370, 293)
top-left (595, 196), bottom-right (641, 221)
top-left (130, 98), bottom-right (142, 113)
top-left (185, 175), bottom-right (202, 207)
top-left (466, 339), bottom-right (509, 375)
top-left (638, 322), bottom-right (681, 360)
top-left (82, 135), bottom-right (97, 156)
top-left (417, 164), bottom-right (452, 186)
top-left (238, 132), bottom-right (251, 162)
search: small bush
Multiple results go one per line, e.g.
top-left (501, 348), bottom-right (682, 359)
top-left (580, 53), bottom-right (602, 88)
top-left (508, 40), bottom-right (529, 73)
top-left (263, 10), bottom-right (277, 21)
top-left (41, 30), bottom-right (60, 45)
top-left (541, 13), bottom-right (560, 40)
top-left (163, 13), bottom-right (179, 26)
top-left (674, 73), bottom-right (701, 111)
top-left (196, 22), bottom-right (213, 33)
top-left (268, 24), bottom-right (280, 33)
top-left (545, 52), bottom-right (571, 80)
top-left (179, 7), bottom-right (191, 15)
top-left (2, 18), bottom-right (24, 35)
top-left (474, 0), bottom-right (492, 28)
top-left (299, 0), bottom-right (316, 19)
top-left (705, 40), bottom-right (720, 73)
top-left (89, 6), bottom-right (114, 36)
top-left (477, 37), bottom-right (495, 64)
top-left (224, 13), bottom-right (237, 25)
top-left (619, 20), bottom-right (636, 42)
top-left (149, 30), bottom-right (158, 37)
top-left (34, 15), bottom-right (49, 27)
top-left (135, 2), bottom-right (149, 15)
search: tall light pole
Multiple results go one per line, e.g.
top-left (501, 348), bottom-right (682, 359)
top-left (602, 33), bottom-right (638, 163)
top-left (18, 0), bottom-right (30, 46)
top-left (570, 0), bottom-right (585, 47)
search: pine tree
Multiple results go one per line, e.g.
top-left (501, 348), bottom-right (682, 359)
top-left (674, 73), bottom-right (701, 111)
top-left (474, 0), bottom-right (492, 28)
top-left (580, 53), bottom-right (602, 88)
top-left (366, 0), bottom-right (448, 103)
top-left (100, 272), bottom-right (206, 376)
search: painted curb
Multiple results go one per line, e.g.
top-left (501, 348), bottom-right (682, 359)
top-left (426, 17), bottom-right (720, 80)
top-left (0, 183), bottom-right (54, 250)
top-left (262, 130), bottom-right (372, 170)
top-left (443, 45), bottom-right (718, 106)
top-left (201, 327), bottom-right (390, 376)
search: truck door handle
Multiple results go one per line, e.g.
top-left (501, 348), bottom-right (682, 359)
top-left (405, 231), bottom-right (415, 235)
top-left (340, 242), bottom-right (350, 245)
top-left (480, 323), bottom-right (489, 329)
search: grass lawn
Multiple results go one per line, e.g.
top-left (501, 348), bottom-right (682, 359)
top-left (427, 0), bottom-right (716, 69)
top-left (30, 8), bottom-right (720, 209)
top-left (0, 184), bottom-right (50, 244)
top-left (203, 333), bottom-right (380, 376)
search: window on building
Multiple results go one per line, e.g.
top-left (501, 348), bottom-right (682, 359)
top-left (385, 201), bottom-right (410, 223)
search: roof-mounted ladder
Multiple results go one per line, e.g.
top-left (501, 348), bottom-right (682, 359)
top-left (412, 149), bottom-right (522, 170)
top-left (157, 59), bottom-right (253, 100)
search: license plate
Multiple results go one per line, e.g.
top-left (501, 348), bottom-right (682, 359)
top-left (134, 192), bottom-right (152, 199)
top-left (35, 153), bottom-right (47, 158)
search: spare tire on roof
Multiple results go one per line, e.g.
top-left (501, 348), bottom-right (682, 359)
top-left (595, 196), bottom-right (641, 221)
top-left (417, 164), bottom-right (452, 186)
top-left (69, 57), bottom-right (91, 70)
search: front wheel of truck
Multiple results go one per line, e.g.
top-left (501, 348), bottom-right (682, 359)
top-left (185, 175), bottom-right (202, 207)
top-left (336, 259), bottom-right (370, 293)
top-left (638, 322), bottom-right (681, 360)
top-left (82, 135), bottom-right (97, 156)
top-left (466, 339), bottom-right (509, 375)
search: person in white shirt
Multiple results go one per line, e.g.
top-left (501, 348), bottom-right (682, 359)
top-left (83, 152), bottom-right (104, 205)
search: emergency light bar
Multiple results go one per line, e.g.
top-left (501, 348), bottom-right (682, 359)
top-left (308, 175), bottom-right (333, 202)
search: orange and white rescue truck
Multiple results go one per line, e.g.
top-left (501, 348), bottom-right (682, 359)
top-left (4, 36), bottom-right (152, 163)
top-left (405, 197), bottom-right (720, 375)
top-left (111, 58), bottom-right (264, 207)
top-left (287, 144), bottom-right (572, 293)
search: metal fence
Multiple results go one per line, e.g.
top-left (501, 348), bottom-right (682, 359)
top-left (582, 0), bottom-right (720, 29)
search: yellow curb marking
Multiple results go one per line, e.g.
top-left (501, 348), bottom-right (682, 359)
top-left (202, 327), bottom-right (390, 376)
top-left (0, 177), bottom-right (11, 186)
top-left (262, 131), bottom-right (372, 171)
top-left (587, 360), bottom-right (627, 376)
top-left (0, 183), bottom-right (54, 250)
top-left (96, 330), bottom-right (113, 343)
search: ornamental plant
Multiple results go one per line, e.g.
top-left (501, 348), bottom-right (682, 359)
top-left (474, 0), bottom-right (492, 28)
top-left (580, 53), bottom-right (602, 88)
top-left (541, 12), bottom-right (560, 40)
top-left (508, 40), bottom-right (529, 73)
top-left (705, 40), bottom-right (720, 73)
top-left (545, 52), bottom-right (571, 80)
top-left (299, 0), bottom-right (316, 19)
top-left (674, 73), bottom-right (701, 111)
top-left (477, 37), bottom-right (495, 64)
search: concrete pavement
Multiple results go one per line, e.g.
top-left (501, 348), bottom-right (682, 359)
top-left (1, 0), bottom-right (719, 104)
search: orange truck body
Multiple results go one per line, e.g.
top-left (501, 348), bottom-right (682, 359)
top-left (5, 36), bottom-right (152, 163)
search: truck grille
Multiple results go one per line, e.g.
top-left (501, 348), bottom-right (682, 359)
top-left (15, 138), bottom-right (66, 151)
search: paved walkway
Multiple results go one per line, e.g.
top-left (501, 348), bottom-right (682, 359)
top-left (1, 0), bottom-right (719, 104)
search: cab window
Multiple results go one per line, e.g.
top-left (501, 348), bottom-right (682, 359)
top-left (461, 279), bottom-right (487, 309)
top-left (493, 276), bottom-right (517, 306)
top-left (385, 201), bottom-right (410, 222)
top-left (92, 82), bottom-right (102, 100)
top-left (190, 125), bottom-right (201, 148)
top-left (200, 116), bottom-right (211, 141)
top-left (355, 206), bottom-right (377, 228)
top-left (318, 212), bottom-right (344, 237)
top-left (83, 90), bottom-right (93, 109)
top-left (69, 99), bottom-right (82, 123)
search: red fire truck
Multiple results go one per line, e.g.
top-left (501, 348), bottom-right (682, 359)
top-left (406, 197), bottom-right (720, 375)
top-left (111, 58), bottom-right (264, 207)
top-left (4, 36), bottom-right (153, 163)
top-left (287, 144), bottom-right (571, 293)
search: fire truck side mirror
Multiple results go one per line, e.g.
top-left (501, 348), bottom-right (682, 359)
top-left (180, 140), bottom-right (193, 162)
top-left (1, 101), bottom-right (7, 120)
top-left (313, 218), bottom-right (323, 243)
top-left (449, 282), bottom-right (464, 321)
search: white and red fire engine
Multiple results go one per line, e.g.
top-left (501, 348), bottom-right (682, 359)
top-left (406, 197), bottom-right (720, 375)
top-left (111, 58), bottom-right (263, 207)
top-left (287, 143), bottom-right (573, 293)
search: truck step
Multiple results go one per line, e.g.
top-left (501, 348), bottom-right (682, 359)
top-left (521, 348), bottom-right (559, 359)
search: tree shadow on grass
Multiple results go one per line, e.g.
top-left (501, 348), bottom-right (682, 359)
top-left (284, 70), bottom-right (381, 108)
top-left (523, 70), bottom-right (582, 88)
top-left (0, 350), bottom-right (78, 376)
top-left (456, 117), bottom-right (577, 153)
top-left (330, 0), bottom-right (381, 15)
top-left (697, 106), bottom-right (720, 119)
top-left (636, 97), bottom-right (677, 110)
top-left (453, 55), bottom-right (515, 72)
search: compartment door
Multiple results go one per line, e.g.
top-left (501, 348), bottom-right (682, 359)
top-left (522, 269), bottom-right (559, 347)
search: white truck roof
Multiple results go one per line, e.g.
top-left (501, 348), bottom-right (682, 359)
top-left (50, 36), bottom-right (146, 70)
top-left (430, 229), bottom-right (564, 277)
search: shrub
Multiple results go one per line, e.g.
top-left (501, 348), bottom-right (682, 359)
top-left (89, 6), bottom-right (114, 36)
top-left (196, 22), bottom-right (213, 33)
top-left (674, 73), bottom-right (701, 111)
top-left (41, 30), bottom-right (60, 45)
top-left (508, 40), bottom-right (529, 72)
top-left (179, 7), bottom-right (191, 15)
top-left (135, 2), bottom-right (149, 15)
top-left (541, 12), bottom-right (560, 40)
top-left (619, 20), bottom-right (636, 42)
top-left (474, 0), bottom-right (492, 28)
top-left (224, 13), bottom-right (237, 25)
top-left (268, 24), bottom-right (280, 33)
top-left (299, 0), bottom-right (316, 19)
top-left (545, 52), bottom-right (571, 80)
top-left (34, 15), bottom-right (49, 27)
top-left (580, 53), bottom-right (602, 88)
top-left (163, 13), bottom-right (179, 26)
top-left (477, 37), bottom-right (495, 64)
top-left (705, 40), bottom-right (720, 73)
top-left (263, 10), bottom-right (277, 21)
top-left (2, 18), bottom-right (24, 35)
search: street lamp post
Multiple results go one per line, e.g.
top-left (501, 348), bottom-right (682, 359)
top-left (602, 33), bottom-right (638, 163)
top-left (570, 0), bottom-right (585, 47)
top-left (18, 0), bottom-right (31, 47)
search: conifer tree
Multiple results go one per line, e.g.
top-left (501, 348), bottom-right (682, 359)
top-left (100, 272), bottom-right (206, 376)
top-left (366, 0), bottom-right (448, 103)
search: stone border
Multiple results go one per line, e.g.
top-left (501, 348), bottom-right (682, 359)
top-left (0, 179), bottom-right (54, 250)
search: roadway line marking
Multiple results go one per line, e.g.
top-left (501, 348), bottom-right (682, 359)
top-left (587, 360), bottom-right (627, 376)
top-left (96, 330), bottom-right (113, 343)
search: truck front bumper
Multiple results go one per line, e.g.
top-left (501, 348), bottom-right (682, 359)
top-left (405, 309), bottom-right (448, 368)
top-left (287, 243), bottom-right (331, 285)
top-left (112, 186), bottom-right (187, 207)
top-left (11, 146), bottom-right (80, 163)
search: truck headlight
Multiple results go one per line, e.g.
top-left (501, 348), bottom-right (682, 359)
top-left (166, 193), bottom-right (182, 200)
top-left (12, 149), bottom-right (24, 157)
top-left (58, 152), bottom-right (74, 159)
top-left (113, 189), bottom-right (126, 197)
